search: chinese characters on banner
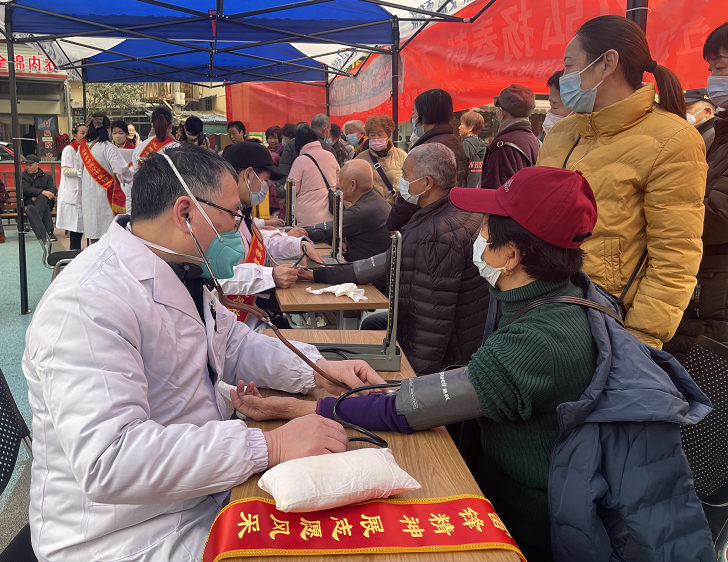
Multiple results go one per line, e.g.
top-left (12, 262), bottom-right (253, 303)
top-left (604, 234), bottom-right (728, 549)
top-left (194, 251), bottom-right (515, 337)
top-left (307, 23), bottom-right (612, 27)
top-left (0, 53), bottom-right (59, 75)
top-left (202, 495), bottom-right (525, 562)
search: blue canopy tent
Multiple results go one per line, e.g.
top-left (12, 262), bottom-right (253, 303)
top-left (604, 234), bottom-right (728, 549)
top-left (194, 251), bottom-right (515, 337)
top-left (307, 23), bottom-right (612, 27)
top-left (0, 0), bottom-right (501, 312)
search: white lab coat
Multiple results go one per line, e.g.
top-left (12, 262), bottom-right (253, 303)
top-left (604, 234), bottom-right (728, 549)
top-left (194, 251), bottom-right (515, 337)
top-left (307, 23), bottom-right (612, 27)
top-left (55, 144), bottom-right (83, 232)
top-left (126, 136), bottom-right (179, 215)
top-left (220, 225), bottom-right (305, 332)
top-left (76, 141), bottom-right (134, 239)
top-left (23, 216), bottom-right (323, 562)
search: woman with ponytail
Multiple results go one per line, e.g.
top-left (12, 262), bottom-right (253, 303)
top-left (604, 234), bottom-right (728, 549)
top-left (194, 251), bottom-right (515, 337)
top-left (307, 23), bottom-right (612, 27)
top-left (76, 113), bottom-right (134, 243)
top-left (131, 106), bottom-right (179, 174)
top-left (538, 15), bottom-right (707, 350)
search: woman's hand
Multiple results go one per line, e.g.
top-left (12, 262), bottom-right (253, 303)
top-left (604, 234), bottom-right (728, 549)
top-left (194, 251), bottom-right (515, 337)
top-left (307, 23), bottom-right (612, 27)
top-left (314, 359), bottom-right (386, 396)
top-left (264, 217), bottom-right (284, 227)
top-left (297, 268), bottom-right (315, 281)
top-left (230, 381), bottom-right (316, 420)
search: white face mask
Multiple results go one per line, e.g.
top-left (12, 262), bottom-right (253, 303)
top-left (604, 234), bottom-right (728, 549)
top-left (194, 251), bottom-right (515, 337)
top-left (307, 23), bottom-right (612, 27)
top-left (542, 111), bottom-right (566, 134)
top-left (707, 75), bottom-right (728, 109)
top-left (472, 234), bottom-right (505, 288)
top-left (398, 176), bottom-right (425, 205)
top-left (686, 109), bottom-right (709, 127)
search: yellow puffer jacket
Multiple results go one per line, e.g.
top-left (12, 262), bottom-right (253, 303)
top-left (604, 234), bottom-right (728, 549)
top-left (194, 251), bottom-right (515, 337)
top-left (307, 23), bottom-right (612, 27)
top-left (537, 83), bottom-right (707, 348)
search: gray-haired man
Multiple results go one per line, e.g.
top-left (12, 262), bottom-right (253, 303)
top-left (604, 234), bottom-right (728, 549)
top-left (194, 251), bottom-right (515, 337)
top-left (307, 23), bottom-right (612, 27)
top-left (300, 143), bottom-right (489, 375)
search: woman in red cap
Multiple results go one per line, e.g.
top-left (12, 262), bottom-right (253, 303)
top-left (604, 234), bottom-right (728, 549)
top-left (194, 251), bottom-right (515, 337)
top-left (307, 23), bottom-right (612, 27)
top-left (228, 167), bottom-right (713, 562)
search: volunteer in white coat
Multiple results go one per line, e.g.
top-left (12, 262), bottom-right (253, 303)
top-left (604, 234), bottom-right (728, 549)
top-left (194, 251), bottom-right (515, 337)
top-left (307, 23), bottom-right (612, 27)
top-left (56, 123), bottom-right (87, 250)
top-left (220, 142), bottom-right (326, 331)
top-left (127, 106), bottom-right (179, 214)
top-left (23, 144), bottom-right (384, 562)
top-left (76, 113), bottom-right (134, 243)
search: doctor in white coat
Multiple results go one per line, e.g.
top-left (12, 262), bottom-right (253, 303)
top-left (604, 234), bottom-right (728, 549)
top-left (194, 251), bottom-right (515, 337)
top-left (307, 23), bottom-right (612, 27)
top-left (76, 113), bottom-right (134, 242)
top-left (23, 144), bottom-right (383, 562)
top-left (220, 142), bottom-right (327, 331)
top-left (55, 123), bottom-right (88, 250)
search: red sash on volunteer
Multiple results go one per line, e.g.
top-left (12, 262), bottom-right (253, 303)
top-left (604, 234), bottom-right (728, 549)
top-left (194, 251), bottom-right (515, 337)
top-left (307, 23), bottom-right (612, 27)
top-left (78, 139), bottom-right (126, 216)
top-left (70, 141), bottom-right (80, 151)
top-left (139, 135), bottom-right (176, 158)
top-left (225, 225), bottom-right (267, 323)
top-left (203, 495), bottom-right (525, 561)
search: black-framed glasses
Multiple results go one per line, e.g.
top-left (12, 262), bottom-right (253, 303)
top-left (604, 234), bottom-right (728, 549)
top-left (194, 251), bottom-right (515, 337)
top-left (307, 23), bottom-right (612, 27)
top-left (196, 197), bottom-right (245, 230)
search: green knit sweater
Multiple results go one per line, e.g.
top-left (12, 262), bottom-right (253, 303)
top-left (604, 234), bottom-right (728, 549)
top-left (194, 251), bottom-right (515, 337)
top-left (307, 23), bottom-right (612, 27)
top-left (468, 278), bottom-right (598, 552)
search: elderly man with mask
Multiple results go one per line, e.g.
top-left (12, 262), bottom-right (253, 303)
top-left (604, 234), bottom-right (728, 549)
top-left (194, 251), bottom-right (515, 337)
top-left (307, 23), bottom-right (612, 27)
top-left (221, 141), bottom-right (325, 330)
top-left (22, 144), bottom-right (384, 562)
top-left (300, 143), bottom-right (489, 375)
top-left (303, 159), bottom-right (392, 262)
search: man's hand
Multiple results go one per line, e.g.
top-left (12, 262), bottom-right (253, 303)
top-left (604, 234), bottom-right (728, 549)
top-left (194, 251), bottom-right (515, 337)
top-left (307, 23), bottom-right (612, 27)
top-left (272, 264), bottom-right (300, 288)
top-left (41, 190), bottom-right (55, 200)
top-left (230, 380), bottom-right (315, 421)
top-left (263, 415), bottom-right (347, 468)
top-left (314, 359), bottom-right (386, 396)
top-left (264, 217), bottom-right (284, 226)
top-left (301, 241), bottom-right (325, 266)
top-left (297, 269), bottom-right (314, 281)
top-left (286, 226), bottom-right (307, 238)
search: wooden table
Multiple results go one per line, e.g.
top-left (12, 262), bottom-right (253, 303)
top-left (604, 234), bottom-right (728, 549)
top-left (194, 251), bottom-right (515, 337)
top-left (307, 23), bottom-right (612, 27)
top-left (228, 330), bottom-right (520, 562)
top-left (276, 281), bottom-right (389, 330)
top-left (314, 242), bottom-right (331, 251)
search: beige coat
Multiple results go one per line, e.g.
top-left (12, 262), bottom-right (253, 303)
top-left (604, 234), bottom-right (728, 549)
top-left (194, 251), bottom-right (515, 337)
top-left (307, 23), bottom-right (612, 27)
top-left (356, 146), bottom-right (407, 205)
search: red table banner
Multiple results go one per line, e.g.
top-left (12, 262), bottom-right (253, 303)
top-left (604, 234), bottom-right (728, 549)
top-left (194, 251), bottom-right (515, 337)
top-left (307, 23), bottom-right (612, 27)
top-left (203, 495), bottom-right (525, 561)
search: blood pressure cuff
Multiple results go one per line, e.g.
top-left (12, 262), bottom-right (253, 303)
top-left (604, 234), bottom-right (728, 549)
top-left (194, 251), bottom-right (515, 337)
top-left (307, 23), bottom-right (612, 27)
top-left (394, 367), bottom-right (484, 431)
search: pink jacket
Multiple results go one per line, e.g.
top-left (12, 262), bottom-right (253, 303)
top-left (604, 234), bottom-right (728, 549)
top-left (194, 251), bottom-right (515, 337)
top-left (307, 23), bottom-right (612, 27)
top-left (288, 141), bottom-right (337, 227)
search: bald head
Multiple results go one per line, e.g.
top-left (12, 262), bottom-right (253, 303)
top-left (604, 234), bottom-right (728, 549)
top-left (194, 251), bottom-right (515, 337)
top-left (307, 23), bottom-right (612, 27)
top-left (339, 159), bottom-right (374, 204)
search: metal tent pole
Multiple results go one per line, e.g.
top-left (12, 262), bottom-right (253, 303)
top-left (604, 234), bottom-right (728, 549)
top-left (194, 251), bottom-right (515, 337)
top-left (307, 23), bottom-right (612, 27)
top-left (82, 64), bottom-right (88, 120)
top-left (325, 68), bottom-right (330, 117)
top-left (626, 0), bottom-right (649, 33)
top-left (391, 17), bottom-right (399, 147)
top-left (6, 4), bottom-right (30, 314)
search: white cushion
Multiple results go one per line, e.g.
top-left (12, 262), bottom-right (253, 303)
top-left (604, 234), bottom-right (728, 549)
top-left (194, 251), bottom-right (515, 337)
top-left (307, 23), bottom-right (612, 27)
top-left (258, 448), bottom-right (421, 512)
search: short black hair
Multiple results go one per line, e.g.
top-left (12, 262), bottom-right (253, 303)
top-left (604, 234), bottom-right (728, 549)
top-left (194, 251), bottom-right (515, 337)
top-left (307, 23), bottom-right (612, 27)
top-left (295, 124), bottom-right (319, 153)
top-left (265, 126), bottom-right (282, 142)
top-left (130, 144), bottom-right (237, 223)
top-left (704, 22), bottom-right (728, 61)
top-left (111, 120), bottom-right (129, 134)
top-left (546, 69), bottom-right (565, 91)
top-left (414, 89), bottom-right (453, 126)
top-left (86, 114), bottom-right (111, 143)
top-left (487, 214), bottom-right (584, 282)
top-left (184, 116), bottom-right (204, 136)
top-left (227, 121), bottom-right (245, 134)
top-left (330, 123), bottom-right (342, 138)
top-left (281, 123), bottom-right (295, 139)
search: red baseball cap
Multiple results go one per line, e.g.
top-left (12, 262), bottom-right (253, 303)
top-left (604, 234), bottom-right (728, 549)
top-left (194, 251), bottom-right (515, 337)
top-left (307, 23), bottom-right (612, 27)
top-left (450, 167), bottom-right (598, 249)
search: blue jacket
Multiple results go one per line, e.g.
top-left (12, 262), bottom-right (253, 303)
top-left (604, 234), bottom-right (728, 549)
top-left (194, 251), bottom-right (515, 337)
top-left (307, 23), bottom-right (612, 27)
top-left (549, 273), bottom-right (714, 561)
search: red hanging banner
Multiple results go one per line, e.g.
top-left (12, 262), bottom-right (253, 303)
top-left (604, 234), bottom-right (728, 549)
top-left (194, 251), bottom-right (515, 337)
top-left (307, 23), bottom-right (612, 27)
top-left (203, 495), bottom-right (524, 561)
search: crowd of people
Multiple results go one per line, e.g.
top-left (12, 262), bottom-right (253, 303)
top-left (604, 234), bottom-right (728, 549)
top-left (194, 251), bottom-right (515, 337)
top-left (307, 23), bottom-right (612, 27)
top-left (16, 13), bottom-right (728, 562)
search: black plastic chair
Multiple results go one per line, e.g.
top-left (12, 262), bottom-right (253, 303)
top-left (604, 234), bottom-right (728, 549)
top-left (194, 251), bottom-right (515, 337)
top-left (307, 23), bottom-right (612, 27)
top-left (25, 205), bottom-right (81, 280)
top-left (0, 367), bottom-right (36, 562)
top-left (680, 336), bottom-right (728, 558)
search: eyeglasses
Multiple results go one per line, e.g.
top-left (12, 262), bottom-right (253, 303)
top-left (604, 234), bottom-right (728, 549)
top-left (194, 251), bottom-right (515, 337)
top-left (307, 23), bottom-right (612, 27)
top-left (196, 197), bottom-right (245, 230)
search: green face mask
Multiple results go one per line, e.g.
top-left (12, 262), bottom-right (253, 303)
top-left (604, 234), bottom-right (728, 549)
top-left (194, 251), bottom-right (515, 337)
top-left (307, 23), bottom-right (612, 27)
top-left (161, 153), bottom-right (245, 281)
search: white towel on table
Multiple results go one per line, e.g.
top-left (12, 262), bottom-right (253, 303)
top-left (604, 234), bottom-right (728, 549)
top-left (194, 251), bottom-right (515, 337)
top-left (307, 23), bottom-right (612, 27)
top-left (306, 283), bottom-right (367, 302)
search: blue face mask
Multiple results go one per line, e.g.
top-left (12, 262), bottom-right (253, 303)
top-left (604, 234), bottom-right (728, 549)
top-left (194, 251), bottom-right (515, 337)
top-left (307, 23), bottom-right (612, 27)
top-left (346, 133), bottom-right (359, 145)
top-left (161, 154), bottom-right (245, 281)
top-left (325, 138), bottom-right (333, 145)
top-left (246, 169), bottom-right (268, 208)
top-left (559, 52), bottom-right (607, 114)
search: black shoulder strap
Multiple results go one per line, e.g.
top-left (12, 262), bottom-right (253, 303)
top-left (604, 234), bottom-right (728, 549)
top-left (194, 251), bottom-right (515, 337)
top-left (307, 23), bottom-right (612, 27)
top-left (302, 152), bottom-right (331, 192)
top-left (492, 140), bottom-right (534, 167)
top-left (503, 295), bottom-right (625, 328)
top-left (369, 150), bottom-right (396, 195)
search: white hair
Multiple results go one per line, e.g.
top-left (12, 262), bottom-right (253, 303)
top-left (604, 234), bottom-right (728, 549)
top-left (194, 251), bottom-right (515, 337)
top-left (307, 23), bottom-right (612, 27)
top-left (343, 120), bottom-right (365, 134)
top-left (407, 144), bottom-right (457, 190)
top-left (310, 114), bottom-right (330, 132)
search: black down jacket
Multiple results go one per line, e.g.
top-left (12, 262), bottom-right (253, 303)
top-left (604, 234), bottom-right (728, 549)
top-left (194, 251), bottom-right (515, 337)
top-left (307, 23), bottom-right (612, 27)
top-left (397, 195), bottom-right (489, 374)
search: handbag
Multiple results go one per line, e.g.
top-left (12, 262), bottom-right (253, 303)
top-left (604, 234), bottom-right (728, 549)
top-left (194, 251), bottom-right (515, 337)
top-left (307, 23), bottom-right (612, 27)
top-left (302, 153), bottom-right (335, 214)
top-left (368, 150), bottom-right (396, 196)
